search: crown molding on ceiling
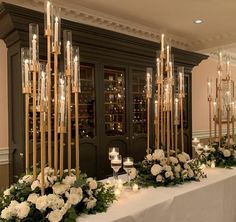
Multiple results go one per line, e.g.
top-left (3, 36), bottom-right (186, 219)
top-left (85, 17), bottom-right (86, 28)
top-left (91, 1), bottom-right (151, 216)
top-left (2, 0), bottom-right (190, 50)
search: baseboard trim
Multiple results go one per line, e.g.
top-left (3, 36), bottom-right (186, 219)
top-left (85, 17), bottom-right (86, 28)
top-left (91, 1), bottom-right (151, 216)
top-left (0, 147), bottom-right (9, 165)
top-left (193, 128), bottom-right (235, 140)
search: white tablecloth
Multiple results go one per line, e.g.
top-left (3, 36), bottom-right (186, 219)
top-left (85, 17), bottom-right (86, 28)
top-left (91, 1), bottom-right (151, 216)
top-left (78, 168), bottom-right (236, 222)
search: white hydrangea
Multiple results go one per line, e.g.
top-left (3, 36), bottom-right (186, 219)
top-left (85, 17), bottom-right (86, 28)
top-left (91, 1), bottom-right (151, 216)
top-left (1, 207), bottom-right (12, 220)
top-left (19, 175), bottom-right (34, 184)
top-left (169, 156), bottom-right (178, 165)
top-left (47, 209), bottom-right (63, 222)
top-left (36, 195), bottom-right (48, 211)
top-left (53, 183), bottom-right (69, 195)
top-left (87, 178), bottom-right (98, 190)
top-left (16, 202), bottom-right (30, 219)
top-left (152, 149), bottom-right (165, 160)
top-left (177, 154), bottom-right (187, 163)
top-left (47, 194), bottom-right (64, 210)
top-left (174, 164), bottom-right (181, 173)
top-left (62, 175), bottom-right (76, 187)
top-left (84, 196), bottom-right (97, 209)
top-left (156, 175), bottom-right (163, 182)
top-left (163, 165), bottom-right (172, 172)
top-left (146, 154), bottom-right (152, 161)
top-left (8, 200), bottom-right (19, 216)
top-left (150, 164), bottom-right (162, 176)
top-left (223, 149), bottom-right (231, 157)
top-left (27, 193), bottom-right (39, 204)
top-left (165, 171), bottom-right (174, 179)
top-left (66, 187), bottom-right (83, 205)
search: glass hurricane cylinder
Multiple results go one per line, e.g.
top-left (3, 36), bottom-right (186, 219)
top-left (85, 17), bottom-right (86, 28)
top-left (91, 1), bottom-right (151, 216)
top-left (146, 67), bottom-right (152, 99)
top-left (111, 155), bottom-right (122, 181)
top-left (123, 157), bottom-right (134, 185)
top-left (72, 46), bottom-right (81, 93)
top-left (52, 6), bottom-right (61, 52)
top-left (63, 30), bottom-right (73, 74)
top-left (29, 23), bottom-right (39, 68)
top-left (178, 66), bottom-right (185, 96)
top-left (21, 47), bottom-right (31, 92)
top-left (58, 73), bottom-right (67, 132)
top-left (44, 0), bottom-right (53, 33)
top-left (109, 147), bottom-right (119, 160)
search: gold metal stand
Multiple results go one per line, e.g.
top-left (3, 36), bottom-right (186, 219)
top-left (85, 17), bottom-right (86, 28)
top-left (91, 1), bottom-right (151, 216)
top-left (208, 97), bottom-right (212, 146)
top-left (146, 98), bottom-right (151, 154)
top-left (179, 94), bottom-right (184, 153)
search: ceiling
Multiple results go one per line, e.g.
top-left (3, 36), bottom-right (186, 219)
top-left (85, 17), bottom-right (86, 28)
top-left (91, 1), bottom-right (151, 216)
top-left (3, 0), bottom-right (236, 54)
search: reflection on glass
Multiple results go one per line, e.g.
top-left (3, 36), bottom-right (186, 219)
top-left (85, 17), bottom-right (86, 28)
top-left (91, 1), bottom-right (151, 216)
top-left (104, 67), bottom-right (126, 136)
top-left (132, 71), bottom-right (147, 134)
top-left (76, 64), bottom-right (95, 138)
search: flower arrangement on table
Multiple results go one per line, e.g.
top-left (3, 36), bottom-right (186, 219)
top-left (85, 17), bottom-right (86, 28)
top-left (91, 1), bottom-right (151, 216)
top-left (0, 167), bottom-right (115, 222)
top-left (133, 149), bottom-right (206, 188)
top-left (196, 137), bottom-right (236, 168)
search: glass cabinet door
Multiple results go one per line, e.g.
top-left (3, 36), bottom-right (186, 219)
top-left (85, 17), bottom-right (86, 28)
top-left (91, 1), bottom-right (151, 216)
top-left (132, 70), bottom-right (147, 135)
top-left (104, 67), bottom-right (126, 136)
top-left (78, 64), bottom-right (96, 138)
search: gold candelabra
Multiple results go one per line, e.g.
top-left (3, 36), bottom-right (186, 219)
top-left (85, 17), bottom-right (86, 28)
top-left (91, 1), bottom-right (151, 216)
top-left (209, 52), bottom-right (235, 147)
top-left (21, 0), bottom-right (81, 195)
top-left (146, 34), bottom-right (185, 159)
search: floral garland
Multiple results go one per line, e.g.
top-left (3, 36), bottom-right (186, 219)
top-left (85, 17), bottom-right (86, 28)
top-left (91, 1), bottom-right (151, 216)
top-left (197, 138), bottom-right (236, 168)
top-left (0, 168), bottom-right (115, 222)
top-left (134, 149), bottom-right (206, 188)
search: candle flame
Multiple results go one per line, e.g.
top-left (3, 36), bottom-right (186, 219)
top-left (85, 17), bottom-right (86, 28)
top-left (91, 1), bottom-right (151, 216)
top-left (67, 41), bottom-right (71, 46)
top-left (33, 34), bottom-right (37, 40)
top-left (74, 55), bottom-right (78, 62)
top-left (175, 98), bottom-right (178, 103)
top-left (55, 16), bottom-right (58, 22)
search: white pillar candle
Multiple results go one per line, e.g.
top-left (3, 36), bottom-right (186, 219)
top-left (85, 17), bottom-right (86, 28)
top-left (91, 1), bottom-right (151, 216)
top-left (156, 58), bottom-right (160, 79)
top-left (32, 34), bottom-right (37, 62)
top-left (161, 34), bottom-right (164, 52)
top-left (166, 45), bottom-right (170, 65)
top-left (175, 98), bottom-right (179, 119)
top-left (54, 16), bottom-right (59, 45)
top-left (155, 100), bottom-right (158, 118)
top-left (169, 62), bottom-right (172, 79)
top-left (41, 72), bottom-right (46, 103)
top-left (213, 101), bottom-right (217, 116)
top-left (179, 72), bottom-right (182, 93)
top-left (123, 158), bottom-right (133, 166)
top-left (74, 56), bottom-right (78, 85)
top-left (47, 1), bottom-right (51, 29)
top-left (24, 59), bottom-right (29, 86)
top-left (60, 96), bottom-right (65, 122)
top-left (66, 41), bottom-right (71, 69)
top-left (207, 79), bottom-right (212, 98)
top-left (111, 156), bottom-right (122, 164)
top-left (226, 60), bottom-right (230, 75)
top-left (219, 52), bottom-right (222, 67)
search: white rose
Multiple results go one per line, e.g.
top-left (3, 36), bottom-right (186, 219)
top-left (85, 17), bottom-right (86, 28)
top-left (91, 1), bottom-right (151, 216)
top-left (47, 194), bottom-right (64, 210)
top-left (130, 168), bottom-right (137, 179)
top-left (188, 169), bottom-right (194, 178)
top-left (17, 202), bottom-right (30, 219)
top-left (36, 195), bottom-right (48, 211)
top-left (67, 193), bottom-right (82, 205)
top-left (27, 193), bottom-right (39, 204)
top-left (182, 152), bottom-right (190, 161)
top-left (62, 175), bottom-right (76, 187)
top-left (84, 197), bottom-right (97, 209)
top-left (169, 156), bottom-right (178, 165)
top-left (53, 183), bottom-right (69, 195)
top-left (156, 175), bottom-right (163, 182)
top-left (178, 154), bottom-right (187, 163)
top-left (1, 207), bottom-right (11, 220)
top-left (165, 171), bottom-right (173, 178)
top-left (146, 154), bottom-right (152, 161)
top-left (31, 180), bottom-right (40, 191)
top-left (87, 178), bottom-right (97, 190)
top-left (223, 149), bottom-right (231, 157)
top-left (47, 209), bottom-right (63, 222)
top-left (8, 200), bottom-right (19, 216)
top-left (151, 164), bottom-right (162, 176)
top-left (174, 164), bottom-right (181, 173)
top-left (184, 163), bottom-right (190, 170)
top-left (22, 175), bottom-right (34, 184)
top-left (163, 165), bottom-right (172, 172)
top-left (70, 187), bottom-right (83, 195)
top-left (3, 188), bottom-right (11, 196)
top-left (152, 149), bottom-right (165, 160)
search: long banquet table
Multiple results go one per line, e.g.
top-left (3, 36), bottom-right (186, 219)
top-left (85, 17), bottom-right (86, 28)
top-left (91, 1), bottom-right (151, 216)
top-left (78, 168), bottom-right (236, 222)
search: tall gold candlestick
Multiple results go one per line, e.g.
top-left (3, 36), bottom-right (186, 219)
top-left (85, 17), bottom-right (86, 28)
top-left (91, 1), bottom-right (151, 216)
top-left (157, 83), bottom-right (161, 149)
top-left (180, 96), bottom-right (184, 153)
top-left (33, 70), bottom-right (37, 180)
top-left (146, 98), bottom-right (151, 154)
top-left (75, 92), bottom-right (80, 177)
top-left (226, 106), bottom-right (230, 146)
top-left (60, 127), bottom-right (64, 178)
top-left (232, 116), bottom-right (235, 142)
top-left (40, 111), bottom-right (46, 195)
top-left (67, 74), bottom-right (71, 175)
top-left (53, 49), bottom-right (59, 175)
top-left (175, 123), bottom-right (178, 157)
top-left (218, 87), bottom-right (222, 147)
top-left (208, 97), bottom-right (212, 146)
top-left (167, 110), bottom-right (170, 162)
top-left (25, 93), bottom-right (30, 173)
top-left (160, 52), bottom-right (164, 145)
